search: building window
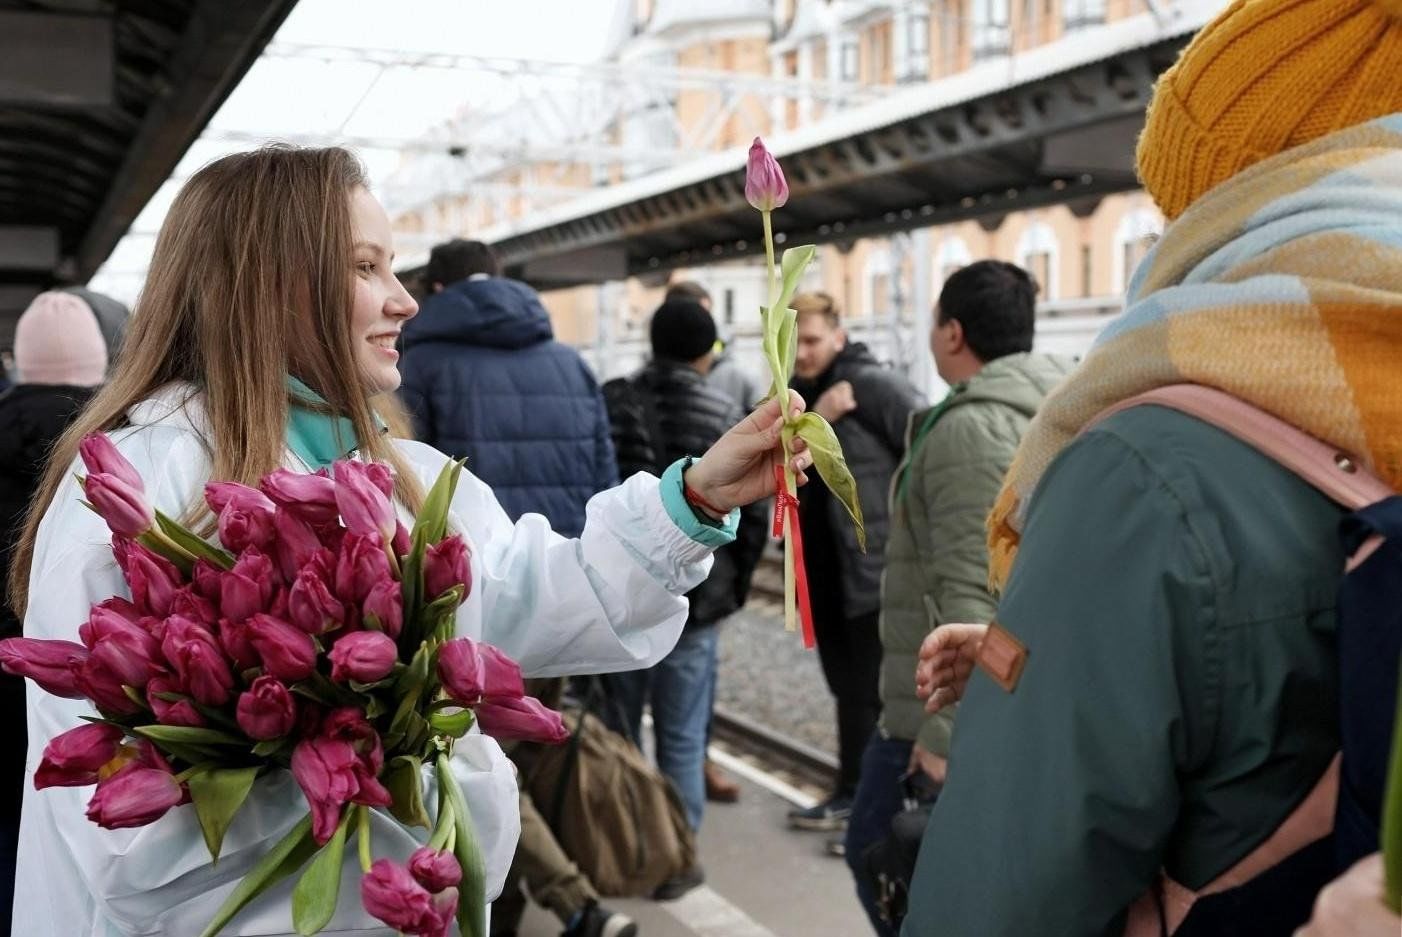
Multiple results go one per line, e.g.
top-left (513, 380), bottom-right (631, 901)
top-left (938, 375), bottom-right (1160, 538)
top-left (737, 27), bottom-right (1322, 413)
top-left (841, 38), bottom-right (859, 81)
top-left (1025, 252), bottom-right (1052, 297)
top-left (1064, 0), bottom-right (1107, 31)
top-left (724, 288), bottom-right (736, 325)
top-left (1016, 221), bottom-right (1060, 300)
top-left (1113, 207), bottom-right (1164, 294)
top-left (973, 0), bottom-right (1011, 59)
top-left (906, 11), bottom-right (931, 79)
top-left (1081, 244), bottom-right (1093, 297)
top-left (934, 236), bottom-right (973, 297)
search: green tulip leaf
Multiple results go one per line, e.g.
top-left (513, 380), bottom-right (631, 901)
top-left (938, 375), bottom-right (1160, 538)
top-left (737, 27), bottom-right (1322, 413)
top-left (189, 765), bottom-right (260, 863)
top-left (291, 809), bottom-right (351, 936)
top-left (793, 412), bottom-right (866, 552)
top-left (428, 706), bottom-right (476, 739)
top-left (438, 754), bottom-right (487, 937)
top-left (774, 244), bottom-right (816, 320)
top-left (152, 509), bottom-right (235, 571)
top-left (776, 307), bottom-right (798, 390)
top-left (385, 755), bottom-right (431, 829)
top-left (198, 814), bottom-right (318, 937)
top-left (134, 725), bottom-right (248, 748)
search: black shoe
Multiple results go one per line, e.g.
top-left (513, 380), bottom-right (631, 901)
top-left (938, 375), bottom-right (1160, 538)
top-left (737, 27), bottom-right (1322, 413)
top-left (651, 864), bottom-right (705, 901)
top-left (787, 794), bottom-right (853, 831)
top-left (563, 901), bottom-right (639, 937)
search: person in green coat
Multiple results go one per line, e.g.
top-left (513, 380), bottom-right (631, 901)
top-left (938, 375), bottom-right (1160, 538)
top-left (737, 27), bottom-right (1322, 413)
top-left (901, 0), bottom-right (1402, 933)
top-left (844, 260), bottom-right (1072, 934)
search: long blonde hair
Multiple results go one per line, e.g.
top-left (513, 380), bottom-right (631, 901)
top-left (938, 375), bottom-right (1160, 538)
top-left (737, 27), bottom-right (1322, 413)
top-left (8, 145), bottom-right (424, 615)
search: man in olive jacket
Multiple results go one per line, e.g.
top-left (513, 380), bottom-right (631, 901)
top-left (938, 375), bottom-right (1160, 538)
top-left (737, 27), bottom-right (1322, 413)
top-left (845, 261), bottom-right (1072, 934)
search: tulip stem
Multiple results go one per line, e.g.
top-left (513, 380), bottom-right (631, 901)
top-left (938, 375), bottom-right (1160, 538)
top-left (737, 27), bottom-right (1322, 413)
top-left (173, 763), bottom-right (210, 785)
top-left (356, 805), bottom-right (372, 874)
top-left (762, 210), bottom-right (778, 314)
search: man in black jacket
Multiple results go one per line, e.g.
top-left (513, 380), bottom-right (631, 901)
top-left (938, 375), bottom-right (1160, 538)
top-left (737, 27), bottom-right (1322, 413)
top-left (786, 292), bottom-right (924, 846)
top-left (601, 299), bottom-right (768, 899)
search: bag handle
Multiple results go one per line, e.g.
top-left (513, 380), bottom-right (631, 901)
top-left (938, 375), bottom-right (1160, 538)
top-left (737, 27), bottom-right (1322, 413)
top-left (1089, 384), bottom-right (1392, 511)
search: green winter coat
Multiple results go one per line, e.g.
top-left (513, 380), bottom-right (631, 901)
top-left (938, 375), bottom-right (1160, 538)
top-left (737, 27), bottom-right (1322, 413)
top-left (901, 404), bottom-right (1346, 937)
top-left (878, 352), bottom-right (1073, 755)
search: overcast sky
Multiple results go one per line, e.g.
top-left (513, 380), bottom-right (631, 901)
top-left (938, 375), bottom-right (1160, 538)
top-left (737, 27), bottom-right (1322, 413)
top-left (89, 0), bottom-right (621, 304)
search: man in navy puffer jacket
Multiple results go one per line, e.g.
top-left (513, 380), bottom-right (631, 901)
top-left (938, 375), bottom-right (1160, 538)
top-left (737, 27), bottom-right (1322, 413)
top-left (399, 239), bottom-right (618, 539)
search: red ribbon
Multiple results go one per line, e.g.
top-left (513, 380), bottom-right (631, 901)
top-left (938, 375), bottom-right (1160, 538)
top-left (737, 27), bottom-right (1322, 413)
top-left (773, 464), bottom-right (816, 649)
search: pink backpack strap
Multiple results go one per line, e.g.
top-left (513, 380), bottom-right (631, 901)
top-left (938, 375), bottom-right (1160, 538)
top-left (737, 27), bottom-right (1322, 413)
top-left (1088, 384), bottom-right (1392, 511)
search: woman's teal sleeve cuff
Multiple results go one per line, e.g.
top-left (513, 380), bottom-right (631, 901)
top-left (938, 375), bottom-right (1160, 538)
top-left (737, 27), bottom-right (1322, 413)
top-left (659, 458), bottom-right (739, 548)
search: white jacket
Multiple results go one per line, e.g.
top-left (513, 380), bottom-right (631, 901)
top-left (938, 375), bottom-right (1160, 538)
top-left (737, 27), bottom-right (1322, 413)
top-left (15, 386), bottom-right (710, 936)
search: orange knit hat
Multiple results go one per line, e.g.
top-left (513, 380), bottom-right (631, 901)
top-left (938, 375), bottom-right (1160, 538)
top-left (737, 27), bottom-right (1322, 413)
top-left (1136, 0), bottom-right (1402, 220)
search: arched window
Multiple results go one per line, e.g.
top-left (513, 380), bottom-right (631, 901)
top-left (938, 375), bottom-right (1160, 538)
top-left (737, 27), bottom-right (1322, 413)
top-left (933, 236), bottom-right (973, 297)
top-left (1017, 221), bottom-right (1060, 300)
top-left (1114, 207), bottom-right (1164, 294)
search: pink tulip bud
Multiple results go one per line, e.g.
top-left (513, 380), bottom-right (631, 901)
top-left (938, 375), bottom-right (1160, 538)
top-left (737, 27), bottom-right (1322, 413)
top-left (79, 434), bottom-right (145, 490)
top-left (166, 586), bottom-right (217, 627)
top-left (474, 695), bottom-right (569, 744)
top-left (273, 509), bottom-right (323, 581)
top-left (362, 578), bottom-right (403, 639)
top-left (360, 859), bottom-right (437, 932)
top-left (248, 613), bottom-right (317, 682)
top-left (335, 533), bottom-right (392, 604)
top-left (208, 483), bottom-right (277, 554)
top-left (424, 887), bottom-right (459, 937)
top-left (329, 631), bottom-right (397, 684)
top-left (161, 616), bottom-right (234, 706)
top-left (236, 675), bottom-right (297, 740)
top-left (215, 616), bottom-right (260, 671)
top-left (84, 610), bottom-right (164, 689)
top-left (287, 566), bottom-right (346, 635)
top-left (146, 674), bottom-right (204, 727)
top-left (745, 137), bottom-right (789, 212)
top-left (366, 462), bottom-right (395, 497)
top-left (34, 723), bottom-right (124, 789)
top-left (423, 535), bottom-right (471, 605)
top-left (95, 596), bottom-right (142, 624)
top-left (0, 638), bottom-right (89, 699)
top-left (85, 473), bottom-right (155, 539)
top-left (124, 544), bottom-right (182, 618)
top-left (73, 656), bottom-right (142, 714)
top-left (436, 637), bottom-right (524, 706)
top-left (333, 460), bottom-right (397, 542)
top-left (408, 847), bottom-right (462, 893)
top-left (291, 736), bottom-right (360, 844)
top-left (220, 551), bottom-right (274, 623)
top-left (85, 762), bottom-right (185, 830)
top-left (204, 481), bottom-right (272, 515)
top-left (260, 468), bottom-right (340, 526)
top-left (393, 521), bottom-right (411, 557)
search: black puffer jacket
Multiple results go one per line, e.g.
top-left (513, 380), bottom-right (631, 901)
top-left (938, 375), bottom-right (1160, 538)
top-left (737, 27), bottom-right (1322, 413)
top-left (791, 343), bottom-right (923, 619)
top-left (604, 361), bottom-right (768, 627)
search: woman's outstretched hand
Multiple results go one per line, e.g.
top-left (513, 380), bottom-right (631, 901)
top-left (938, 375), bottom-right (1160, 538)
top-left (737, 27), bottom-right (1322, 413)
top-left (916, 623), bottom-right (990, 713)
top-left (682, 391), bottom-right (813, 516)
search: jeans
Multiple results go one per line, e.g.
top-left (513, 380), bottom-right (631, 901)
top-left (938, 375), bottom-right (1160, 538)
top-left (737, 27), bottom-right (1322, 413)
top-left (603, 624), bottom-right (719, 831)
top-left (812, 607), bottom-right (884, 796)
top-left (845, 734), bottom-right (915, 937)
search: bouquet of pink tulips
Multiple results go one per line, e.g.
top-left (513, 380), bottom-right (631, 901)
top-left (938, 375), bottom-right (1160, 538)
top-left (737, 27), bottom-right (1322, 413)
top-left (0, 436), bottom-right (567, 937)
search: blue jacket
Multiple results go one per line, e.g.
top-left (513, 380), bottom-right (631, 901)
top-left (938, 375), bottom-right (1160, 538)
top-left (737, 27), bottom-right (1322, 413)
top-left (398, 277), bottom-right (618, 538)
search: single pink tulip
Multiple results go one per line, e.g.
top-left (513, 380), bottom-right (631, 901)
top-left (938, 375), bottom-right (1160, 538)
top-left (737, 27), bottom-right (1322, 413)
top-left (85, 611), bottom-right (164, 689)
top-left (247, 613), bottom-right (317, 681)
top-left (334, 533), bottom-right (392, 604)
top-left (333, 460), bottom-right (397, 542)
top-left (422, 887), bottom-right (459, 937)
top-left (287, 566), bottom-right (346, 635)
top-left (146, 674), bottom-right (205, 727)
top-left (360, 859), bottom-right (437, 933)
top-left (0, 638), bottom-right (89, 699)
top-left (79, 434), bottom-right (146, 491)
top-left (436, 637), bottom-right (524, 705)
top-left (408, 847), bottom-right (462, 892)
top-left (124, 544), bottom-right (182, 618)
top-left (329, 631), bottom-right (397, 684)
top-left (161, 616), bottom-right (234, 706)
top-left (273, 509), bottom-right (323, 581)
top-left (319, 708), bottom-right (391, 806)
top-left (94, 596), bottom-right (142, 625)
top-left (85, 473), bottom-right (155, 538)
top-left (73, 656), bottom-right (142, 714)
top-left (168, 586), bottom-right (218, 626)
top-left (365, 462), bottom-right (395, 497)
top-left (291, 736), bottom-right (360, 844)
top-left (219, 552), bottom-right (273, 623)
top-left (208, 484), bottom-right (277, 554)
top-left (393, 521), bottom-right (411, 558)
top-left (34, 723), bottom-right (124, 789)
top-left (745, 137), bottom-right (789, 212)
top-left (260, 468), bottom-right (340, 526)
top-left (204, 481), bottom-right (272, 515)
top-left (423, 535), bottom-right (471, 605)
top-left (216, 617), bottom-right (261, 672)
top-left (85, 762), bottom-right (185, 829)
top-left (474, 695), bottom-right (569, 744)
top-left (236, 675), bottom-right (297, 740)
top-left (361, 578), bottom-right (403, 639)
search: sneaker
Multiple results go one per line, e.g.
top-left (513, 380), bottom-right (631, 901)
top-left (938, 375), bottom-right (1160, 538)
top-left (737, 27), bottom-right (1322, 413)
top-left (787, 794), bottom-right (853, 831)
top-left (563, 901), bottom-right (639, 937)
top-left (704, 759), bottom-right (741, 803)
top-left (824, 836), bottom-right (846, 858)
top-left (651, 864), bottom-right (706, 901)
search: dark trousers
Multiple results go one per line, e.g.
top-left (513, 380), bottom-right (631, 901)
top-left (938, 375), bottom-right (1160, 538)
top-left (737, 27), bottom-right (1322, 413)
top-left (844, 734), bottom-right (914, 937)
top-left (811, 602), bottom-right (882, 796)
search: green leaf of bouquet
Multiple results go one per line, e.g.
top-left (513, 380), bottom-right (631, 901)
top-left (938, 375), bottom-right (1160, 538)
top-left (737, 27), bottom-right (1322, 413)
top-left (428, 706), bottom-right (475, 739)
top-left (189, 765), bottom-right (260, 863)
top-left (390, 642), bottom-right (433, 739)
top-left (197, 814), bottom-right (317, 937)
top-left (250, 737), bottom-right (292, 759)
top-left (291, 809), bottom-right (351, 936)
top-left (438, 755), bottom-right (487, 937)
top-left (1382, 655), bottom-right (1402, 912)
top-left (777, 307), bottom-right (798, 390)
top-left (134, 725), bottom-right (248, 748)
top-left (153, 509), bottom-right (235, 570)
top-left (385, 755), bottom-right (431, 829)
top-left (414, 459), bottom-right (463, 548)
top-left (775, 244), bottom-right (816, 318)
top-left (793, 411), bottom-right (866, 552)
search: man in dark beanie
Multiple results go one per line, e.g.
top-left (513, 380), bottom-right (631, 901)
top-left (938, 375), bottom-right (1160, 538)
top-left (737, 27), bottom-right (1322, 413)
top-left (600, 299), bottom-right (768, 900)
